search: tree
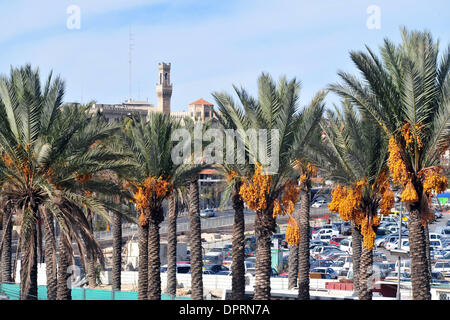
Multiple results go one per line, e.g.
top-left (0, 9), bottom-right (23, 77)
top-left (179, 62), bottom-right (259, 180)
top-left (0, 65), bottom-right (128, 299)
top-left (214, 73), bottom-right (324, 299)
top-left (330, 28), bottom-right (449, 299)
top-left (121, 113), bottom-right (194, 300)
top-left (0, 201), bottom-right (13, 283)
top-left (308, 101), bottom-right (391, 300)
top-left (212, 92), bottom-right (251, 299)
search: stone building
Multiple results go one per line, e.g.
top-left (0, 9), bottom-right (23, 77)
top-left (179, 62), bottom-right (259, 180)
top-left (89, 62), bottom-right (215, 123)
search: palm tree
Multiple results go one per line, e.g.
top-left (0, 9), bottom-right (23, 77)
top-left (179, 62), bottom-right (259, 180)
top-left (0, 65), bottom-right (129, 299)
top-left (0, 200), bottom-right (13, 283)
top-left (211, 93), bottom-right (250, 299)
top-left (180, 117), bottom-right (212, 300)
top-left (214, 73), bottom-right (324, 299)
top-left (308, 100), bottom-right (393, 300)
top-left (166, 191), bottom-right (178, 298)
top-left (121, 113), bottom-right (189, 300)
top-left (188, 177), bottom-right (203, 300)
top-left (330, 28), bottom-right (450, 299)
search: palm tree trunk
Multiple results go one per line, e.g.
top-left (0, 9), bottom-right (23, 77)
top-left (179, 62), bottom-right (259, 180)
top-left (231, 181), bottom-right (245, 300)
top-left (358, 245), bottom-right (373, 300)
top-left (424, 222), bottom-right (431, 284)
top-left (189, 179), bottom-right (203, 300)
top-left (138, 223), bottom-right (149, 300)
top-left (351, 226), bottom-right (362, 296)
top-left (408, 206), bottom-right (431, 300)
top-left (86, 211), bottom-right (96, 288)
top-left (20, 228), bottom-right (38, 300)
top-left (1, 204), bottom-right (13, 283)
top-left (166, 192), bottom-right (178, 298)
top-left (297, 188), bottom-right (310, 299)
top-left (43, 212), bottom-right (57, 300)
top-left (147, 207), bottom-right (164, 300)
top-left (56, 235), bottom-right (72, 300)
top-left (112, 211), bottom-right (122, 292)
top-left (288, 245), bottom-right (299, 289)
top-left (253, 208), bottom-right (275, 300)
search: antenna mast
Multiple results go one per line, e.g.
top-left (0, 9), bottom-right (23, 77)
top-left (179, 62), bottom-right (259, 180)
top-left (128, 26), bottom-right (134, 101)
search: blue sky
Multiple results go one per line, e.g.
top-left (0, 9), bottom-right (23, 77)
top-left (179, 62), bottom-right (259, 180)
top-left (0, 0), bottom-right (449, 112)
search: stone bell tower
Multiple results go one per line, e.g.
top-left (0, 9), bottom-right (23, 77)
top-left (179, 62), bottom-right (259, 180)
top-left (156, 62), bottom-right (172, 115)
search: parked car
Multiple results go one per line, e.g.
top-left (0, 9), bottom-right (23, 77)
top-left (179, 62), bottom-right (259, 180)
top-left (318, 234), bottom-right (333, 242)
top-left (382, 235), bottom-right (401, 249)
top-left (339, 238), bottom-right (352, 254)
top-left (386, 238), bottom-right (410, 252)
top-left (311, 245), bottom-right (337, 258)
top-left (222, 259), bottom-right (233, 269)
top-left (375, 235), bottom-right (388, 248)
top-left (160, 264), bottom-right (191, 274)
top-left (244, 247), bottom-right (255, 257)
top-left (202, 264), bottom-right (229, 274)
top-left (311, 199), bottom-right (329, 208)
top-left (394, 260), bottom-right (411, 273)
top-left (432, 250), bottom-right (450, 261)
top-left (310, 259), bottom-right (334, 269)
top-left (446, 219), bottom-right (450, 227)
top-left (203, 252), bottom-right (223, 265)
top-left (330, 256), bottom-right (352, 274)
top-left (429, 233), bottom-right (443, 241)
top-left (440, 227), bottom-right (450, 237)
top-left (374, 262), bottom-right (395, 279)
top-left (312, 228), bottom-right (339, 240)
top-left (430, 239), bottom-right (444, 251)
top-left (384, 270), bottom-right (411, 282)
top-left (200, 208), bottom-right (215, 218)
top-left (310, 267), bottom-right (338, 279)
top-left (329, 236), bottom-right (346, 246)
top-left (433, 260), bottom-right (450, 276)
top-left (431, 272), bottom-right (450, 284)
top-left (319, 248), bottom-right (347, 260)
top-left (373, 251), bottom-right (387, 262)
top-left (341, 222), bottom-right (352, 235)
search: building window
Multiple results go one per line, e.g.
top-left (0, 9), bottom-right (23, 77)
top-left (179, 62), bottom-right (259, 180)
top-left (204, 111), bottom-right (210, 118)
top-left (196, 112), bottom-right (201, 118)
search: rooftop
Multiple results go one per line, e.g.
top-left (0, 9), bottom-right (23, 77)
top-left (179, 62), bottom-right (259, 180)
top-left (189, 98), bottom-right (214, 106)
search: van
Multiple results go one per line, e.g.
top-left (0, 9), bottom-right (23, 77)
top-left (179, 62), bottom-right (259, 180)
top-left (429, 233), bottom-right (442, 241)
top-left (203, 252), bottom-right (223, 265)
top-left (430, 239), bottom-right (443, 251)
top-left (395, 260), bottom-right (411, 273)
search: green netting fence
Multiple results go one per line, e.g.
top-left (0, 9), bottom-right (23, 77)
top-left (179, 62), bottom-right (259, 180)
top-left (0, 283), bottom-right (191, 300)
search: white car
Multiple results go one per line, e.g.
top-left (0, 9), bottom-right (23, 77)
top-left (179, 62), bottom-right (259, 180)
top-left (312, 200), bottom-right (328, 208)
top-left (200, 208), bottom-right (215, 218)
top-left (330, 256), bottom-right (353, 274)
top-left (394, 260), bottom-right (411, 273)
top-left (430, 239), bottom-right (444, 251)
top-left (339, 238), bottom-right (352, 255)
top-left (312, 228), bottom-right (339, 240)
top-left (310, 245), bottom-right (337, 258)
top-left (429, 233), bottom-right (442, 241)
top-left (433, 260), bottom-right (450, 277)
top-left (386, 238), bottom-right (409, 252)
